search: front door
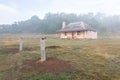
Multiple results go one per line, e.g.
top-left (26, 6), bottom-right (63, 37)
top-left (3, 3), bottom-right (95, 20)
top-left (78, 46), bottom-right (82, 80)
top-left (72, 32), bottom-right (74, 39)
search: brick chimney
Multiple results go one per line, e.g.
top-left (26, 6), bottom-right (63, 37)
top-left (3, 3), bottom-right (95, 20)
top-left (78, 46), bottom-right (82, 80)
top-left (62, 21), bottom-right (66, 29)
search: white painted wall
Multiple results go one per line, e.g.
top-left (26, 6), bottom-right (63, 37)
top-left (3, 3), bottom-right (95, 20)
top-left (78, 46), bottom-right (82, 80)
top-left (60, 31), bottom-right (97, 39)
top-left (85, 31), bottom-right (97, 39)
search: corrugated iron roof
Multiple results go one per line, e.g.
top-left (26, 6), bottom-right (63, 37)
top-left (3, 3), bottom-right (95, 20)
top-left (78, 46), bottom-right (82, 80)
top-left (57, 21), bottom-right (96, 32)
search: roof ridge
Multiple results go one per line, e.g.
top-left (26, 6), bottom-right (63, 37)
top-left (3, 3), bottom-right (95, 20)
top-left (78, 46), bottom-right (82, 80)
top-left (57, 21), bottom-right (96, 32)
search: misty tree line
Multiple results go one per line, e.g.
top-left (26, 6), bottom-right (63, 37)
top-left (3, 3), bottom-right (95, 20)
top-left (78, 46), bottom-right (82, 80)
top-left (0, 13), bottom-right (120, 35)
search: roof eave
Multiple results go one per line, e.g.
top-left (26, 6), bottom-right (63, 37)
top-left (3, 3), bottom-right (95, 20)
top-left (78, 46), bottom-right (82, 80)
top-left (57, 29), bottom-right (96, 33)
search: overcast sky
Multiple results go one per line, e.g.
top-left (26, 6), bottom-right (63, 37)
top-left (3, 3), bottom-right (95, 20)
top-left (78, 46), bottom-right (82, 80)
top-left (0, 0), bottom-right (120, 24)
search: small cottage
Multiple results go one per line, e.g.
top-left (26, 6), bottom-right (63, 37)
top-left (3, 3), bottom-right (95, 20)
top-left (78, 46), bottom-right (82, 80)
top-left (57, 21), bottom-right (97, 39)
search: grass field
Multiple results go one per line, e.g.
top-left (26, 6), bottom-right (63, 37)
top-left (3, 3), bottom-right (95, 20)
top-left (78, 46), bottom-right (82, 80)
top-left (0, 35), bottom-right (120, 80)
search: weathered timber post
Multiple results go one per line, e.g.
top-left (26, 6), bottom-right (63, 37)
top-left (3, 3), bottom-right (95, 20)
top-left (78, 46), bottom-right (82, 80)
top-left (40, 37), bottom-right (46, 62)
top-left (19, 37), bottom-right (23, 51)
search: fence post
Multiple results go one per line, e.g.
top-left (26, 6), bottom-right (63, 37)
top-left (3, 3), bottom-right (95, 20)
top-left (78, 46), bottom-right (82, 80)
top-left (40, 37), bottom-right (46, 62)
top-left (19, 37), bottom-right (23, 51)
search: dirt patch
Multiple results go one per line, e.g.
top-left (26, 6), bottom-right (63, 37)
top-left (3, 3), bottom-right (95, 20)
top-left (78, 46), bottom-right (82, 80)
top-left (21, 57), bottom-right (72, 75)
top-left (0, 47), bottom-right (32, 54)
top-left (0, 48), bottom-right (19, 54)
top-left (46, 45), bottom-right (61, 49)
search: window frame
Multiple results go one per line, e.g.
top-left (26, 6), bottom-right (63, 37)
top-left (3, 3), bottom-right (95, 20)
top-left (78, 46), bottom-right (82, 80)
top-left (64, 32), bottom-right (67, 36)
top-left (77, 31), bottom-right (80, 35)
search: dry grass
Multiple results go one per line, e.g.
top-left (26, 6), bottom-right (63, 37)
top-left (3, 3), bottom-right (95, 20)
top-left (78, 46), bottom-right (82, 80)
top-left (0, 35), bottom-right (120, 80)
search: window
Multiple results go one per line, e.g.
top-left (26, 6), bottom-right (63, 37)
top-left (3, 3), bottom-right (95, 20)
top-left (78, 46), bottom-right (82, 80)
top-left (77, 31), bottom-right (80, 35)
top-left (64, 32), bottom-right (67, 36)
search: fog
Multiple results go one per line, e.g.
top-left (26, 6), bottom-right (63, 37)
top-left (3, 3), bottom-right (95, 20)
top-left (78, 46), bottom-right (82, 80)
top-left (0, 0), bottom-right (120, 36)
